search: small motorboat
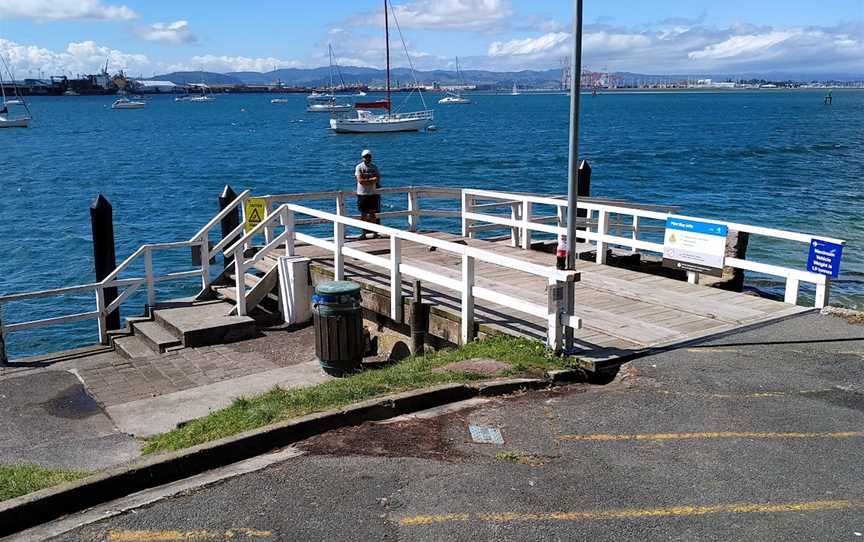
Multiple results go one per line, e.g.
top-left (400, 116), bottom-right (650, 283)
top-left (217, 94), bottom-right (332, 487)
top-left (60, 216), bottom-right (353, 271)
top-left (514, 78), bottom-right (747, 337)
top-left (112, 97), bottom-right (146, 110)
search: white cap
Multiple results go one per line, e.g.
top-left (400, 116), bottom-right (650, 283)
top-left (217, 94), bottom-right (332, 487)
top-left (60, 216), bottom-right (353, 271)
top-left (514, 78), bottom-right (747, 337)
top-left (361, 149), bottom-right (372, 157)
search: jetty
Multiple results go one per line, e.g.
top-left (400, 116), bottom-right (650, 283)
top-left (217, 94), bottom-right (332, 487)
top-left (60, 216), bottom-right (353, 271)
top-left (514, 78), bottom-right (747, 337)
top-left (0, 186), bottom-right (846, 375)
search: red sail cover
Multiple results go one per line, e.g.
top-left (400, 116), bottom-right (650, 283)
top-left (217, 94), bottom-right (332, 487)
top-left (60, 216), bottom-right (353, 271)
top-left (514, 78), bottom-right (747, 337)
top-left (355, 100), bottom-right (390, 109)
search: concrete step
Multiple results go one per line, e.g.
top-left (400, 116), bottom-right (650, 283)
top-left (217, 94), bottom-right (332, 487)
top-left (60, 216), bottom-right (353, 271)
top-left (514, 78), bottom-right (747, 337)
top-left (153, 300), bottom-right (257, 348)
top-left (132, 320), bottom-right (182, 354)
top-left (114, 334), bottom-right (158, 360)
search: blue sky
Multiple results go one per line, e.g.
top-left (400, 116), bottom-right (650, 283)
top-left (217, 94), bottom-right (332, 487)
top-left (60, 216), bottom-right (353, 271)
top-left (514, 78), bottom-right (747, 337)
top-left (0, 0), bottom-right (862, 77)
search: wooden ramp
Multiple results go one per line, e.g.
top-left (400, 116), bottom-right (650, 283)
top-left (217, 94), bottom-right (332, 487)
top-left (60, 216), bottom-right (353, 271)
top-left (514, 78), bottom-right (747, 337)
top-left (252, 232), bottom-right (810, 366)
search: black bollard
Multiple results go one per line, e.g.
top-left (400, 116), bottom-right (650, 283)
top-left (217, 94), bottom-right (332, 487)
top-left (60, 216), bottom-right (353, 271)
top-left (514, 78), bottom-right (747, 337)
top-left (576, 160), bottom-right (591, 222)
top-left (409, 280), bottom-right (427, 355)
top-left (219, 185), bottom-right (241, 271)
top-left (90, 194), bottom-right (120, 332)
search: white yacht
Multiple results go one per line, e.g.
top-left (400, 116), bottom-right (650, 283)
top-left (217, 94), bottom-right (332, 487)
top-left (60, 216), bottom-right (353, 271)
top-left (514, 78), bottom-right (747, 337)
top-left (330, 0), bottom-right (433, 134)
top-left (112, 96), bottom-right (146, 110)
top-left (510, 82), bottom-right (521, 96)
top-left (0, 59), bottom-right (31, 128)
top-left (306, 46), bottom-right (353, 113)
top-left (438, 57), bottom-right (471, 105)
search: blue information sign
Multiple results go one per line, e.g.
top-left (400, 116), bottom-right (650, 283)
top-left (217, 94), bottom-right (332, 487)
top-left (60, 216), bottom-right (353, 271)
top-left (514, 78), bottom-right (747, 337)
top-left (807, 239), bottom-right (843, 279)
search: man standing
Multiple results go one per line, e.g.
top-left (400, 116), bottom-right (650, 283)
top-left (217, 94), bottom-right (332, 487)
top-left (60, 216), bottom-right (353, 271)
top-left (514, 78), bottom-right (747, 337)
top-left (355, 149), bottom-right (381, 239)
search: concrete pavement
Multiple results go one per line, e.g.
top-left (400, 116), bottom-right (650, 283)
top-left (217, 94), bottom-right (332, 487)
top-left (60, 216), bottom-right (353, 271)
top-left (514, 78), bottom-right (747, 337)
top-left (38, 311), bottom-right (864, 541)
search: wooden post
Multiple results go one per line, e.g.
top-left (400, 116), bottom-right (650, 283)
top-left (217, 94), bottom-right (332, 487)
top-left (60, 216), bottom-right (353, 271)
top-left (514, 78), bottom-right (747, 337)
top-left (282, 207), bottom-right (295, 257)
top-left (336, 191), bottom-right (346, 217)
top-left (95, 287), bottom-right (108, 345)
top-left (511, 202), bottom-right (521, 248)
top-left (90, 195), bottom-right (120, 331)
top-left (234, 255), bottom-right (247, 316)
top-left (784, 277), bottom-right (800, 305)
top-left (521, 200), bottom-right (533, 250)
top-left (547, 278), bottom-right (564, 352)
top-left (0, 305), bottom-right (8, 365)
top-left (219, 185), bottom-right (241, 271)
top-left (144, 247), bottom-right (156, 310)
top-left (334, 221), bottom-right (345, 281)
top-left (407, 188), bottom-right (419, 232)
top-left (390, 236), bottom-right (402, 322)
top-left (461, 254), bottom-right (475, 344)
top-left (595, 209), bottom-right (608, 264)
top-left (631, 215), bottom-right (641, 254)
top-left (815, 278), bottom-right (830, 309)
top-left (462, 192), bottom-right (476, 239)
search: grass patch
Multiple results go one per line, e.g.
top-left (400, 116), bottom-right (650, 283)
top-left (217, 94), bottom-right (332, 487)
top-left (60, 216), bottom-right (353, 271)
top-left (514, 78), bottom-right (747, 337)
top-left (143, 336), bottom-right (580, 455)
top-left (495, 451), bottom-right (547, 467)
top-left (0, 464), bottom-right (90, 502)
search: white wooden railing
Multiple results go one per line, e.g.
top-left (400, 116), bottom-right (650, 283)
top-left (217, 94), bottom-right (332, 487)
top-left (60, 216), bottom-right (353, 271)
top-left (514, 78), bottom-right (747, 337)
top-left (227, 202), bottom-right (582, 350)
top-left (0, 190), bottom-right (251, 363)
top-left (462, 188), bottom-right (846, 309)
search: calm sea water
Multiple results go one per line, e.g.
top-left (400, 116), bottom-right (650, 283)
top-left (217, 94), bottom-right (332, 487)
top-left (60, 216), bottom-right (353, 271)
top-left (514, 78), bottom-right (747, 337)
top-left (2, 90), bottom-right (862, 358)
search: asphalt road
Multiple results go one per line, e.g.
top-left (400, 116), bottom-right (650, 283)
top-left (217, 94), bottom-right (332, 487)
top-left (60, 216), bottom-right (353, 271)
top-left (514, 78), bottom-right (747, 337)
top-left (49, 312), bottom-right (864, 541)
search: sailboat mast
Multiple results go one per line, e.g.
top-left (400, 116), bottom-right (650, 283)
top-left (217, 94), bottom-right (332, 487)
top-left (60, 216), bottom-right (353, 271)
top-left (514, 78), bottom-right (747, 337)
top-left (385, 0), bottom-right (391, 114)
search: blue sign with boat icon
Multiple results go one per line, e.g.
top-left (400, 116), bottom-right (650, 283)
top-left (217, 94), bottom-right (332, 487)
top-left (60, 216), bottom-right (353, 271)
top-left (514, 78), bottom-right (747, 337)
top-left (807, 239), bottom-right (843, 279)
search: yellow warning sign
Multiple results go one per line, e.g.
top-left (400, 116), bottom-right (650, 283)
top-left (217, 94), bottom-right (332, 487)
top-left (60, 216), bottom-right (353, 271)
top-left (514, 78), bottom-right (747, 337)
top-left (244, 197), bottom-right (268, 233)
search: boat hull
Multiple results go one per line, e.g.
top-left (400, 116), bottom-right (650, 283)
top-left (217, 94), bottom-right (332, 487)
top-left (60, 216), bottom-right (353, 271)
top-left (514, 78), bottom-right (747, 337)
top-left (0, 116), bottom-right (29, 128)
top-left (112, 102), bottom-right (146, 110)
top-left (307, 104), bottom-right (353, 113)
top-left (438, 97), bottom-right (471, 104)
top-left (330, 116), bottom-right (431, 133)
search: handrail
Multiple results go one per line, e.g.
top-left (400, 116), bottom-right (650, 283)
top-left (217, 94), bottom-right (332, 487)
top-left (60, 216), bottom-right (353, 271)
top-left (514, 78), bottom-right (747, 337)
top-left (462, 188), bottom-right (846, 308)
top-left (0, 189), bottom-right (255, 363)
top-left (230, 201), bottom-right (580, 351)
top-left (191, 189), bottom-right (251, 242)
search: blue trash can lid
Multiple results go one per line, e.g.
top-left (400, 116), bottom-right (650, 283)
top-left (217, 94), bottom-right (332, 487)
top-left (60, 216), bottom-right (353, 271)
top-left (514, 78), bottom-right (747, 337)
top-left (315, 281), bottom-right (361, 297)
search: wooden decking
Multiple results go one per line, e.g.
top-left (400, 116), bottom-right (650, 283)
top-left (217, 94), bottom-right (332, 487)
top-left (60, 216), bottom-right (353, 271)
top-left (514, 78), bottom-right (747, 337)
top-left (263, 232), bottom-right (810, 362)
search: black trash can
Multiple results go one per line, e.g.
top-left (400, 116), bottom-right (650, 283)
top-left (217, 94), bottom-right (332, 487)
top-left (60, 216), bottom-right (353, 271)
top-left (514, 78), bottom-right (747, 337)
top-left (312, 281), bottom-right (365, 376)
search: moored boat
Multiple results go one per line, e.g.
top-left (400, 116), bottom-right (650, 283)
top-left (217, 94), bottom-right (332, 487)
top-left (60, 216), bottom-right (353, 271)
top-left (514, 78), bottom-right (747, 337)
top-left (330, 0), bottom-right (433, 134)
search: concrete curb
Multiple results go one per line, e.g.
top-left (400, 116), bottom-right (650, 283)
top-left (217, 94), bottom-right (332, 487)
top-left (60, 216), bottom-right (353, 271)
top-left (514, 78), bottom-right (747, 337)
top-left (0, 375), bottom-right (572, 537)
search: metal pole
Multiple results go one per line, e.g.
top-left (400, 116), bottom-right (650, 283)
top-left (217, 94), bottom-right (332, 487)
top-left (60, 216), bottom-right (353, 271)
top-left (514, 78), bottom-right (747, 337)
top-left (566, 0), bottom-right (584, 269)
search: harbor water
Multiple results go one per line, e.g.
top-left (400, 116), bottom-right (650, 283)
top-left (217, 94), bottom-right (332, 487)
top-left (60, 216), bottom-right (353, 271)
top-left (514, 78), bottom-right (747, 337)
top-left (1, 90), bottom-right (862, 358)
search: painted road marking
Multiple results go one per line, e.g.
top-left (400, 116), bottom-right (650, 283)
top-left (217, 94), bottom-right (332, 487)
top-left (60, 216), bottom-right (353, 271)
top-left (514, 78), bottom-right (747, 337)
top-left (654, 389), bottom-right (831, 399)
top-left (399, 500), bottom-right (864, 526)
top-left (107, 528), bottom-right (272, 541)
top-left (686, 348), bottom-right (740, 353)
top-left (557, 431), bottom-right (864, 443)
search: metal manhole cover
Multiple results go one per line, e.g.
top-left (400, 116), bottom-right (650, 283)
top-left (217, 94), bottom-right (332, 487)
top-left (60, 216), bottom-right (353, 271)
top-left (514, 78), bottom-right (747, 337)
top-left (469, 425), bottom-right (504, 445)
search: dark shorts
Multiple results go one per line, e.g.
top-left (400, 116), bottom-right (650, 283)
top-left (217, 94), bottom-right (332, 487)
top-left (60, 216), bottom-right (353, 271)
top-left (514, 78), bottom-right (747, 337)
top-left (357, 194), bottom-right (380, 214)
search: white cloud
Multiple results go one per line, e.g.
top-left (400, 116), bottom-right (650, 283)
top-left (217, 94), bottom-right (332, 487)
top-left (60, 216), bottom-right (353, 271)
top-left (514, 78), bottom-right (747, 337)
top-left (188, 55), bottom-right (304, 73)
top-left (134, 20), bottom-right (197, 45)
top-left (478, 22), bottom-right (864, 74)
top-left (0, 0), bottom-right (136, 21)
top-left (353, 0), bottom-right (513, 32)
top-left (488, 32), bottom-right (569, 58)
top-left (0, 38), bottom-right (150, 77)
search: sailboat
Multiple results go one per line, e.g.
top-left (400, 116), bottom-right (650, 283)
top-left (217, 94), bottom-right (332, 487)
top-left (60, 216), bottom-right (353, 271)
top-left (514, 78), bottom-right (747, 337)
top-left (439, 57), bottom-right (471, 105)
top-left (0, 57), bottom-right (31, 128)
top-left (510, 82), bottom-right (521, 96)
top-left (330, 0), bottom-right (433, 133)
top-left (189, 82), bottom-right (215, 102)
top-left (307, 45), bottom-right (353, 113)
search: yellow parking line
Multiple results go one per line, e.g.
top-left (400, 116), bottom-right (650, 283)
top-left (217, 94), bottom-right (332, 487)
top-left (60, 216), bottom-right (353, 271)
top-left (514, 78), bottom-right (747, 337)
top-left (558, 431), bottom-right (864, 442)
top-left (655, 389), bottom-right (830, 399)
top-left (107, 529), bottom-right (272, 541)
top-left (399, 500), bottom-right (864, 526)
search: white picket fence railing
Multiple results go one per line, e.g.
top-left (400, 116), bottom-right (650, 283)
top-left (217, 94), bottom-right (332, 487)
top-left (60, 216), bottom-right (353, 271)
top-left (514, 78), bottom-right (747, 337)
top-left (461, 188), bottom-right (846, 308)
top-left (227, 202), bottom-right (582, 350)
top-left (0, 190), bottom-right (251, 364)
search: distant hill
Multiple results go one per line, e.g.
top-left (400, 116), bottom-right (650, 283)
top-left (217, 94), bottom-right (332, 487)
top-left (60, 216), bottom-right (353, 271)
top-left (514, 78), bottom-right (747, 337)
top-left (152, 67), bottom-right (862, 88)
top-left (153, 71), bottom-right (244, 86)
